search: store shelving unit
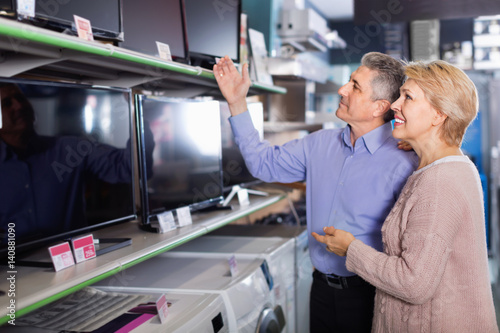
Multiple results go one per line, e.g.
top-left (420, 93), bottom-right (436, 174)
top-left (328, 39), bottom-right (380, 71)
top-left (0, 16), bottom-right (289, 326)
top-left (0, 17), bottom-right (286, 96)
top-left (0, 193), bottom-right (287, 325)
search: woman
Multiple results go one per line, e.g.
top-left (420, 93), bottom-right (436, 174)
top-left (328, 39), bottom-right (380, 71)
top-left (312, 60), bottom-right (498, 332)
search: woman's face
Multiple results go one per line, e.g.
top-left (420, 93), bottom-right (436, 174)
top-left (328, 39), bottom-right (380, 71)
top-left (391, 79), bottom-right (440, 144)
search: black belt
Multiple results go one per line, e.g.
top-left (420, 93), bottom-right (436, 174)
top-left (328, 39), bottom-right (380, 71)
top-left (314, 270), bottom-right (367, 289)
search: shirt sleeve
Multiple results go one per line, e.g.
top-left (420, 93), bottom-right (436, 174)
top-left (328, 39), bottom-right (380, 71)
top-left (229, 111), bottom-right (307, 183)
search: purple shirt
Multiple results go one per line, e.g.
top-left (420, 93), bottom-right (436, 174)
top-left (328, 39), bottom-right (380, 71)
top-left (230, 111), bottom-right (418, 276)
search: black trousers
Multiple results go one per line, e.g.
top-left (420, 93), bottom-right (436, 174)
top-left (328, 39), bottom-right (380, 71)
top-left (309, 270), bottom-right (376, 333)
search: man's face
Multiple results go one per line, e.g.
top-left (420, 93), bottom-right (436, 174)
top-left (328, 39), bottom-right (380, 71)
top-left (0, 85), bottom-right (35, 134)
top-left (335, 66), bottom-right (380, 126)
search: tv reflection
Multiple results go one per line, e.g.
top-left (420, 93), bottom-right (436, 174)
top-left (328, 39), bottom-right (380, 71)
top-left (0, 83), bottom-right (149, 248)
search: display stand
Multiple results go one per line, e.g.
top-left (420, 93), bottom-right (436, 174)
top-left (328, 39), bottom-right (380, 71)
top-left (222, 185), bottom-right (269, 207)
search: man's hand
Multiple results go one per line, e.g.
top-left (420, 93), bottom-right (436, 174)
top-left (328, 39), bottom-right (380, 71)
top-left (213, 56), bottom-right (251, 116)
top-left (311, 226), bottom-right (355, 257)
top-left (397, 140), bottom-right (413, 151)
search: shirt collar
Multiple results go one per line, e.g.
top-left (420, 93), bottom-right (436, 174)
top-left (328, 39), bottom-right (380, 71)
top-left (341, 122), bottom-right (394, 155)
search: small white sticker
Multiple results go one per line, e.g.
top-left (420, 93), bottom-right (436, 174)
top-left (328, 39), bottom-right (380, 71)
top-left (157, 211), bottom-right (177, 233)
top-left (176, 206), bottom-right (192, 227)
top-left (237, 188), bottom-right (250, 207)
top-left (16, 0), bottom-right (35, 17)
top-left (156, 42), bottom-right (172, 61)
top-left (228, 255), bottom-right (238, 277)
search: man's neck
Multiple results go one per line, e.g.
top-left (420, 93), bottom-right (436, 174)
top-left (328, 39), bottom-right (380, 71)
top-left (349, 121), bottom-right (385, 147)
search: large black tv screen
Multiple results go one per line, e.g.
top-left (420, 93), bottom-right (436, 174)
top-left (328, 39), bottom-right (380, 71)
top-left (120, 0), bottom-right (189, 63)
top-left (184, 0), bottom-right (240, 67)
top-left (136, 95), bottom-right (223, 223)
top-left (0, 79), bottom-right (135, 256)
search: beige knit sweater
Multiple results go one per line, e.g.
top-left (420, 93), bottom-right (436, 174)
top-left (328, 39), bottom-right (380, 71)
top-left (346, 156), bottom-right (498, 332)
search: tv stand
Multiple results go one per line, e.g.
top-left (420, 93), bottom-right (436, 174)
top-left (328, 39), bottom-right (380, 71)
top-left (222, 185), bottom-right (269, 207)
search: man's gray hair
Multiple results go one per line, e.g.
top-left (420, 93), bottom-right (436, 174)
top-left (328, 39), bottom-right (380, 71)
top-left (361, 52), bottom-right (405, 121)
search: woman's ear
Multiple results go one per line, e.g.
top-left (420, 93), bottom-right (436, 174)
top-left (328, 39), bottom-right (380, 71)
top-left (373, 99), bottom-right (391, 118)
top-left (432, 108), bottom-right (447, 127)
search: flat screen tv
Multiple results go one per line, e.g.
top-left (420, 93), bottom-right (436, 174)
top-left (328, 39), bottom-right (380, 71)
top-left (18, 0), bottom-right (123, 42)
top-left (0, 78), bottom-right (136, 258)
top-left (135, 95), bottom-right (223, 225)
top-left (184, 0), bottom-right (241, 68)
top-left (220, 101), bottom-right (264, 192)
top-left (120, 0), bottom-right (189, 63)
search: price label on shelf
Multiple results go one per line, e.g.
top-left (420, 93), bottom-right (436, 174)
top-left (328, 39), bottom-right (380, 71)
top-left (17, 0), bottom-right (35, 17)
top-left (156, 294), bottom-right (170, 324)
top-left (71, 234), bottom-right (96, 263)
top-left (74, 15), bottom-right (94, 41)
top-left (48, 242), bottom-right (75, 272)
top-left (156, 42), bottom-right (172, 61)
top-left (228, 255), bottom-right (238, 277)
top-left (176, 207), bottom-right (192, 227)
top-left (157, 211), bottom-right (177, 233)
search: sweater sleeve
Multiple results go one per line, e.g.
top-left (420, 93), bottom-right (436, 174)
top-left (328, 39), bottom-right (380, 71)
top-left (346, 164), bottom-right (472, 304)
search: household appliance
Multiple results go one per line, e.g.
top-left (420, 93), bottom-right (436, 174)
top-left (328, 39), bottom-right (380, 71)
top-left (18, 0), bottom-right (124, 42)
top-left (183, 0), bottom-right (241, 69)
top-left (0, 78), bottom-right (136, 259)
top-left (135, 95), bottom-right (224, 226)
top-left (120, 0), bottom-right (189, 63)
top-left (93, 290), bottom-right (230, 333)
top-left (94, 255), bottom-right (284, 332)
top-left (166, 235), bottom-right (295, 333)
top-left (209, 224), bottom-right (313, 333)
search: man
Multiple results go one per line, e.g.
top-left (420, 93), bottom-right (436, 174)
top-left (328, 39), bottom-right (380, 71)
top-left (214, 52), bottom-right (418, 332)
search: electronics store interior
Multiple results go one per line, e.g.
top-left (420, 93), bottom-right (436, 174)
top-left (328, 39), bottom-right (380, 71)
top-left (1, 0), bottom-right (500, 332)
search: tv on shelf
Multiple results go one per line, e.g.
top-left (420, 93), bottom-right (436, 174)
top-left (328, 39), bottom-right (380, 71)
top-left (184, 0), bottom-right (241, 68)
top-left (17, 0), bottom-right (123, 42)
top-left (120, 0), bottom-right (189, 63)
top-left (135, 95), bottom-right (224, 226)
top-left (0, 78), bottom-right (136, 258)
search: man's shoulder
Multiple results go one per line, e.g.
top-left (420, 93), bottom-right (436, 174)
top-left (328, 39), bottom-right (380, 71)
top-left (379, 136), bottom-right (419, 166)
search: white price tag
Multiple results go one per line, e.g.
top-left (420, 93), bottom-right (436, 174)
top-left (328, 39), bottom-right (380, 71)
top-left (157, 211), bottom-right (177, 233)
top-left (156, 42), bottom-right (172, 61)
top-left (16, 0), bottom-right (35, 17)
top-left (237, 188), bottom-right (250, 207)
top-left (176, 207), bottom-right (192, 227)
top-left (228, 255), bottom-right (238, 277)
top-left (48, 242), bottom-right (75, 272)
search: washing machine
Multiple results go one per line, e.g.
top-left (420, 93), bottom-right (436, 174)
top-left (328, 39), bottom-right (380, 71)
top-left (167, 235), bottom-right (295, 333)
top-left (95, 290), bottom-right (229, 333)
top-left (94, 255), bottom-right (284, 333)
top-left (209, 225), bottom-right (313, 333)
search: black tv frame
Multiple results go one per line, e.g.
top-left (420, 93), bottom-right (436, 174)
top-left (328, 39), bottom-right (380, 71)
top-left (119, 0), bottom-right (190, 64)
top-left (0, 78), bottom-right (136, 260)
top-left (184, 0), bottom-right (241, 69)
top-left (134, 94), bottom-right (224, 227)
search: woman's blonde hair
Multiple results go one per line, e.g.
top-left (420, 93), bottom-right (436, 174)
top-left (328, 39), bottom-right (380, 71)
top-left (404, 60), bottom-right (478, 147)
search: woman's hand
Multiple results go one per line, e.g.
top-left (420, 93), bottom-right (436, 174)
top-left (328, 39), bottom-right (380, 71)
top-left (312, 226), bottom-right (356, 257)
top-left (213, 56), bottom-right (251, 116)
